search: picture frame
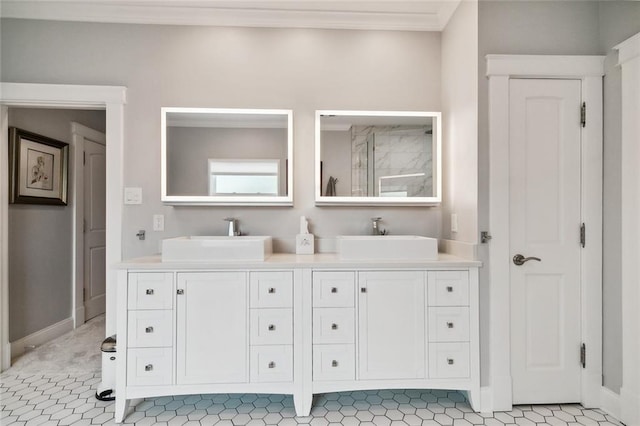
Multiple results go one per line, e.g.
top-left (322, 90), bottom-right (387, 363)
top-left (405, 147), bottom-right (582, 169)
top-left (9, 127), bottom-right (69, 205)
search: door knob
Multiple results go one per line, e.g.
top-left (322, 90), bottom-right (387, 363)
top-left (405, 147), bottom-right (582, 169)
top-left (513, 254), bottom-right (541, 266)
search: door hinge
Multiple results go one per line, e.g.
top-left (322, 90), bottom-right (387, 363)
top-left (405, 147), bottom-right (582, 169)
top-left (580, 102), bottom-right (586, 128)
top-left (481, 231), bottom-right (492, 244)
top-left (83, 288), bottom-right (86, 302)
top-left (580, 223), bottom-right (586, 248)
top-left (83, 151), bottom-right (86, 165)
top-left (580, 343), bottom-right (586, 368)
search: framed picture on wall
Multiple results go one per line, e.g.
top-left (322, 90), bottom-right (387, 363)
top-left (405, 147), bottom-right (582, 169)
top-left (9, 127), bottom-right (69, 205)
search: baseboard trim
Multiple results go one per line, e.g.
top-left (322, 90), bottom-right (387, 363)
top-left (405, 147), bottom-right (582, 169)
top-left (581, 370), bottom-right (602, 408)
top-left (75, 306), bottom-right (86, 328)
top-left (10, 317), bottom-right (74, 361)
top-left (600, 386), bottom-right (621, 421)
top-left (491, 374), bottom-right (513, 412)
top-left (480, 386), bottom-right (494, 413)
top-left (620, 386), bottom-right (640, 426)
top-left (2, 342), bottom-right (11, 372)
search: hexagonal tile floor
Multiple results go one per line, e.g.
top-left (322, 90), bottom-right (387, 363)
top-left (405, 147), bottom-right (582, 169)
top-left (0, 373), bottom-right (624, 426)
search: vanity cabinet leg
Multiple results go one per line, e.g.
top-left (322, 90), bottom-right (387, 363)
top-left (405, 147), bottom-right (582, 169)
top-left (466, 388), bottom-right (481, 412)
top-left (114, 398), bottom-right (130, 423)
top-left (294, 391), bottom-right (313, 417)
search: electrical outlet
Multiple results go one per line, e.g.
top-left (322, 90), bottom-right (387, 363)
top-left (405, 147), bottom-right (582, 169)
top-left (451, 213), bottom-right (458, 233)
top-left (153, 214), bottom-right (164, 231)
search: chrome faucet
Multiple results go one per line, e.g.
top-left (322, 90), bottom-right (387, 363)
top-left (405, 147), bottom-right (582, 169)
top-left (224, 218), bottom-right (240, 236)
top-left (371, 217), bottom-right (386, 235)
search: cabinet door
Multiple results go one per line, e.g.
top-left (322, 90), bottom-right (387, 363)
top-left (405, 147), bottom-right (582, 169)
top-left (358, 271), bottom-right (426, 380)
top-left (176, 272), bottom-right (248, 384)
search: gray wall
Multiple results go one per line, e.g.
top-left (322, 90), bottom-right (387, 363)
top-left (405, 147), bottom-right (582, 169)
top-left (167, 127), bottom-right (288, 196)
top-left (8, 108), bottom-right (105, 342)
top-left (1, 20), bottom-right (443, 254)
top-left (441, 0), bottom-right (478, 245)
top-left (478, 0), bottom-right (640, 394)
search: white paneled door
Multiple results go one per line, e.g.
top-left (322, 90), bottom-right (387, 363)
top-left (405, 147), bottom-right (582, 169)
top-left (83, 138), bottom-right (106, 320)
top-left (509, 79), bottom-right (582, 404)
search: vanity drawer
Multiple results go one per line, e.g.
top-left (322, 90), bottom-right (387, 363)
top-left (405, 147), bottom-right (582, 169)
top-left (250, 308), bottom-right (292, 345)
top-left (127, 347), bottom-right (173, 386)
top-left (250, 272), bottom-right (293, 308)
top-left (250, 345), bottom-right (293, 383)
top-left (428, 307), bottom-right (470, 342)
top-left (313, 344), bottom-right (355, 381)
top-left (428, 342), bottom-right (470, 379)
top-left (128, 310), bottom-right (173, 348)
top-left (313, 308), bottom-right (355, 344)
top-left (128, 273), bottom-right (173, 310)
top-left (313, 272), bottom-right (355, 308)
top-left (428, 271), bottom-right (469, 306)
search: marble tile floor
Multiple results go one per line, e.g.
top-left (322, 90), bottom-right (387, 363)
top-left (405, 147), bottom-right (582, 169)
top-left (0, 374), bottom-right (624, 426)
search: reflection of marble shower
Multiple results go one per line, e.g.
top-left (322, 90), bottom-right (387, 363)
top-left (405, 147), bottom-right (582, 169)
top-left (351, 126), bottom-right (432, 197)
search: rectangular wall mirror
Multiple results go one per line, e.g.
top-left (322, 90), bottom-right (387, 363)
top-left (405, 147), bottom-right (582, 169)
top-left (162, 107), bottom-right (293, 206)
top-left (315, 110), bottom-right (441, 206)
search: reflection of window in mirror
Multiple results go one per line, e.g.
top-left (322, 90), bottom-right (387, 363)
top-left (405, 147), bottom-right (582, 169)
top-left (208, 159), bottom-right (279, 196)
top-left (162, 107), bottom-right (293, 205)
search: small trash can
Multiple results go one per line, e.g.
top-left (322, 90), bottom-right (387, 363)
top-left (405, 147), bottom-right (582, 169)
top-left (95, 335), bottom-right (116, 401)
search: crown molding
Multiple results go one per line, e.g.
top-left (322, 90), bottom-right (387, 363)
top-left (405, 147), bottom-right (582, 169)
top-left (0, 1), bottom-right (462, 31)
top-left (615, 32), bottom-right (640, 66)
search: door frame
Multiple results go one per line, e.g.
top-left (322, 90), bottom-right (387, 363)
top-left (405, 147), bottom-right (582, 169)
top-left (71, 122), bottom-right (106, 327)
top-left (486, 55), bottom-right (604, 411)
top-left (0, 83), bottom-right (126, 371)
top-left (614, 32), bottom-right (640, 426)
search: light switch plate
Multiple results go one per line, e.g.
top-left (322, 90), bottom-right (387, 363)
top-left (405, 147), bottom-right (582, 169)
top-left (124, 187), bottom-right (142, 205)
top-left (153, 214), bottom-right (164, 231)
top-left (451, 213), bottom-right (458, 233)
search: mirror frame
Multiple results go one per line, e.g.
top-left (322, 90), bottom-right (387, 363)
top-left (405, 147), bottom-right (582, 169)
top-left (315, 110), bottom-right (442, 206)
top-left (161, 107), bottom-right (294, 206)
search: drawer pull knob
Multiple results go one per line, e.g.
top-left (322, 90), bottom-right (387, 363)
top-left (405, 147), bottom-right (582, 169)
top-left (145, 364), bottom-right (154, 371)
top-left (361, 288), bottom-right (367, 293)
top-left (446, 322), bottom-right (454, 329)
top-left (331, 287), bottom-right (338, 293)
top-left (331, 360), bottom-right (339, 367)
top-left (268, 324), bottom-right (276, 331)
top-left (446, 286), bottom-right (453, 293)
top-left (268, 361), bottom-right (276, 369)
top-left (177, 289), bottom-right (184, 295)
top-left (331, 323), bottom-right (338, 330)
top-left (145, 326), bottom-right (154, 333)
top-left (268, 288), bottom-right (276, 294)
top-left (447, 358), bottom-right (454, 365)
top-left (146, 289), bottom-right (154, 295)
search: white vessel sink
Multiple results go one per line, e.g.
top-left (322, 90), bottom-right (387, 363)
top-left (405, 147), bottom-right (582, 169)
top-left (336, 235), bottom-right (438, 261)
top-left (162, 236), bottom-right (273, 262)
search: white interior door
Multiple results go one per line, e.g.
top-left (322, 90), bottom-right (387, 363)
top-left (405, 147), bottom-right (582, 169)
top-left (83, 138), bottom-right (106, 320)
top-left (509, 78), bottom-right (582, 404)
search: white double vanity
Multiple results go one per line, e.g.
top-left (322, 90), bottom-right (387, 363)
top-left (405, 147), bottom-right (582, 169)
top-left (113, 108), bottom-right (478, 422)
top-left (114, 250), bottom-right (480, 422)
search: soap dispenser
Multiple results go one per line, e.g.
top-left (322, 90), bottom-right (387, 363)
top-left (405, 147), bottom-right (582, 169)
top-left (296, 216), bottom-right (314, 254)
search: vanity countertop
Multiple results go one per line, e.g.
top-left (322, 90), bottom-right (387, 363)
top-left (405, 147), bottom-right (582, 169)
top-left (115, 252), bottom-right (481, 270)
